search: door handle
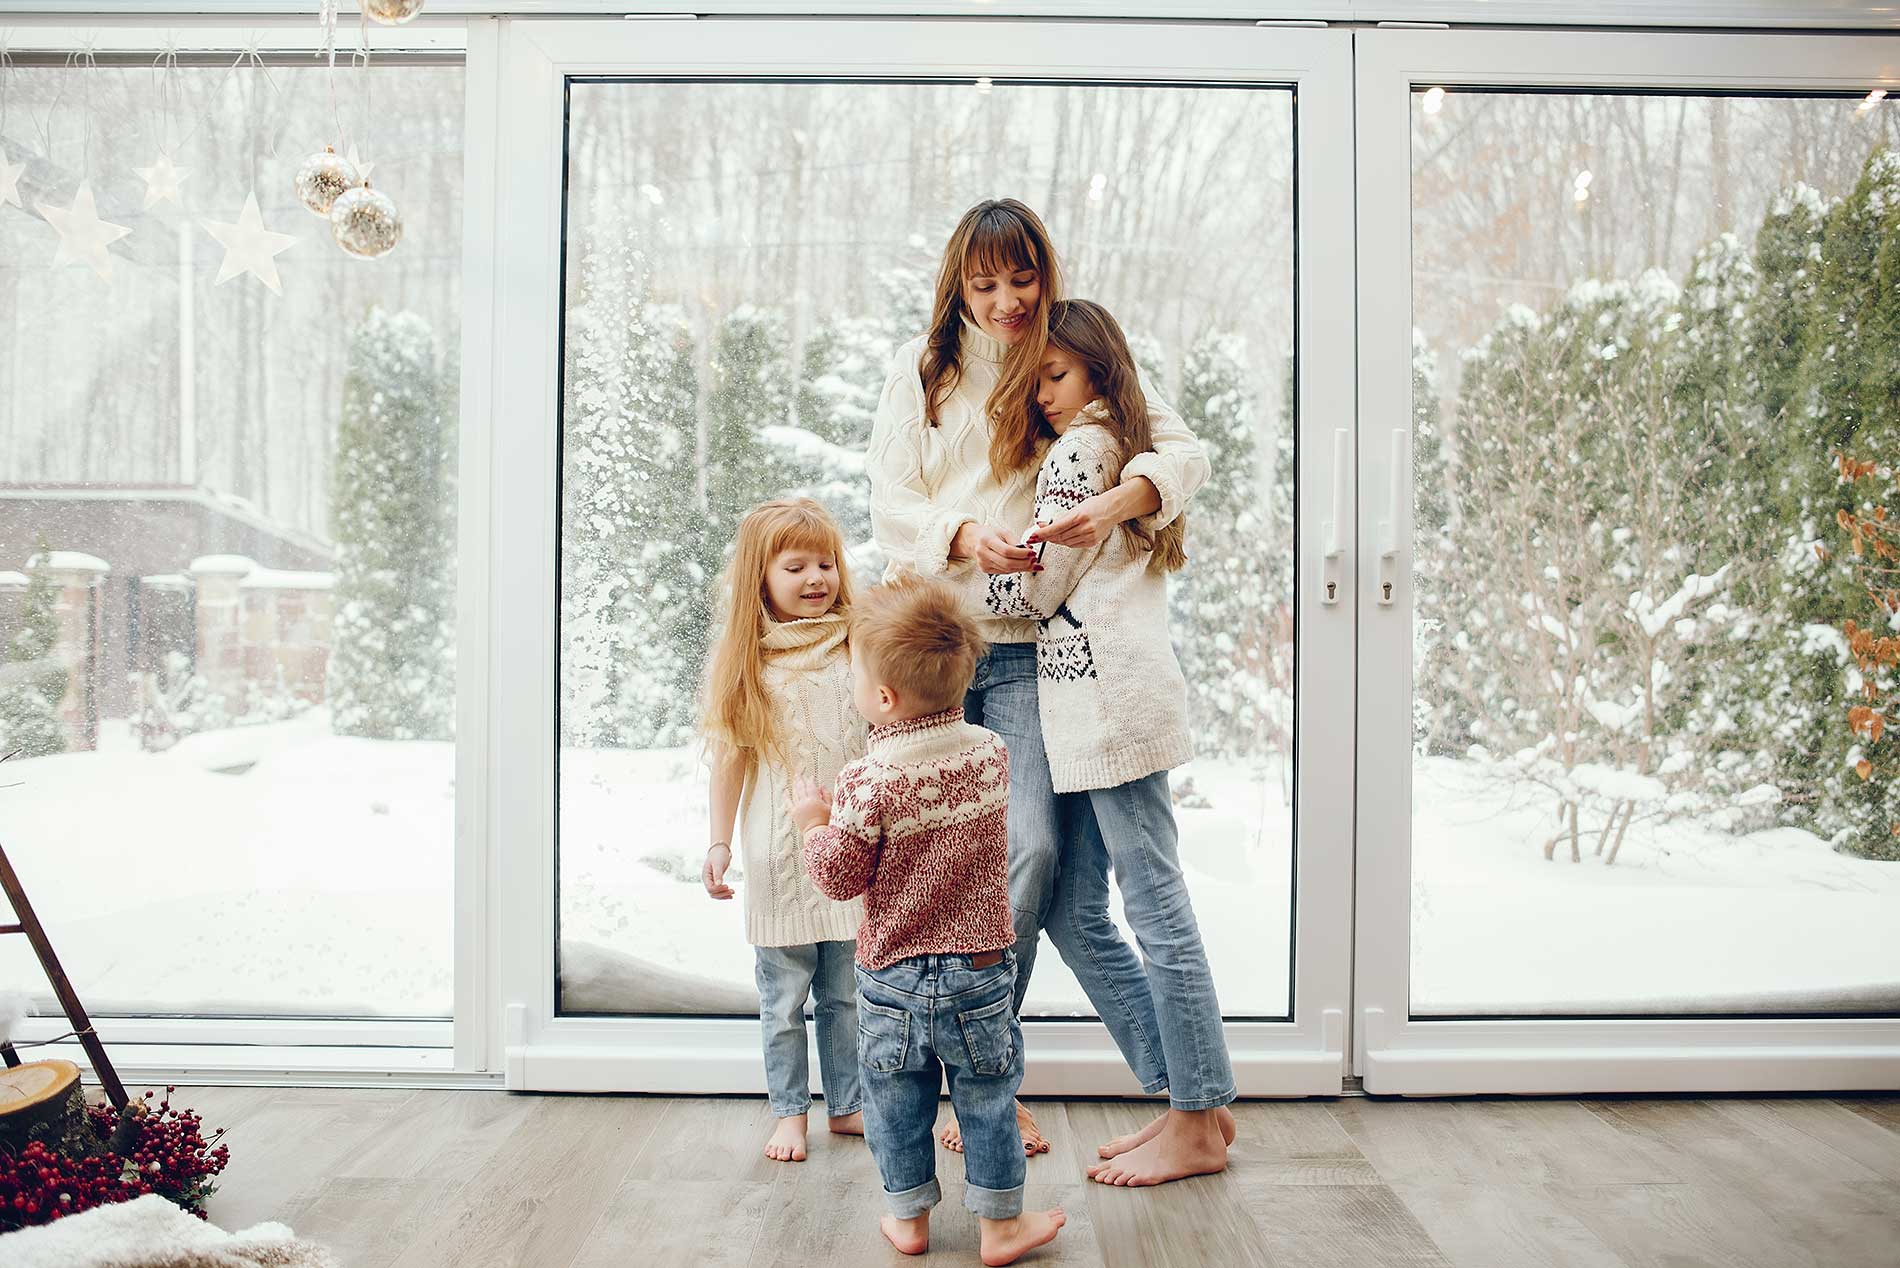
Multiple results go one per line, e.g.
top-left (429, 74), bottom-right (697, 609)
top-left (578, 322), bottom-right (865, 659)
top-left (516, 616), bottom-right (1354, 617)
top-left (1377, 429), bottom-right (1410, 606)
top-left (1320, 428), bottom-right (1348, 606)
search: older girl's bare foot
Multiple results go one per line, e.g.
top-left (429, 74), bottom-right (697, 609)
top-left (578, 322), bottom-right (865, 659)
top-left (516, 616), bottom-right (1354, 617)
top-left (1087, 1109), bottom-right (1227, 1186)
top-left (941, 1102), bottom-right (1047, 1156)
top-left (764, 1114), bottom-right (808, 1162)
top-left (979, 1208), bottom-right (1066, 1266)
top-left (1097, 1103), bottom-right (1236, 1159)
top-left (828, 1110), bottom-right (864, 1136)
top-left (881, 1213), bottom-right (930, 1256)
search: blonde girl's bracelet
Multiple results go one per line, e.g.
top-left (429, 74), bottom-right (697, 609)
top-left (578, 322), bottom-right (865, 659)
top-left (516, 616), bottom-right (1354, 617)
top-left (708, 841), bottom-right (732, 854)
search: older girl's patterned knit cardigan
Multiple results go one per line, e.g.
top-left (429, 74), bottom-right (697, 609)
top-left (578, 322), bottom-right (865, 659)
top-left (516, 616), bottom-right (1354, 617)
top-left (985, 404), bottom-right (1193, 794)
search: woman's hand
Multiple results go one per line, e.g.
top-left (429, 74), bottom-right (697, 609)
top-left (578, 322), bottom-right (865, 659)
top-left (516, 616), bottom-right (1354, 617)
top-left (702, 843), bottom-right (735, 900)
top-left (953, 522), bottom-right (1039, 575)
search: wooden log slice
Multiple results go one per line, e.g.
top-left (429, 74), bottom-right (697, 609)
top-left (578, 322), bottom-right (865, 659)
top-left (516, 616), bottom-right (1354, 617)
top-left (0, 1059), bottom-right (102, 1157)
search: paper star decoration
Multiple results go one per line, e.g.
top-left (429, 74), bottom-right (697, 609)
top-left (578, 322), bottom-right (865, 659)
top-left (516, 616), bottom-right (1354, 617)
top-left (0, 150), bottom-right (23, 210)
top-left (38, 183), bottom-right (133, 279)
top-left (201, 192), bottom-right (297, 294)
top-left (345, 143), bottom-right (374, 183)
top-left (134, 153), bottom-right (191, 209)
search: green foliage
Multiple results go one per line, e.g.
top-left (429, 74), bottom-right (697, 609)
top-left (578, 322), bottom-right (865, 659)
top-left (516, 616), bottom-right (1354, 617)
top-left (0, 544), bottom-right (70, 758)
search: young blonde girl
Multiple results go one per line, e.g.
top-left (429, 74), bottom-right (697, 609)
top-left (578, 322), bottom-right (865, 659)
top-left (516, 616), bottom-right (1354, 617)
top-left (702, 497), bottom-right (868, 1163)
top-left (986, 299), bottom-right (1238, 1187)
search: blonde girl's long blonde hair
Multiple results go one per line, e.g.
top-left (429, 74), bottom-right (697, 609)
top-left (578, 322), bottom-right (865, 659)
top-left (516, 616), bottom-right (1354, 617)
top-left (1039, 299), bottom-right (1187, 574)
top-left (702, 497), bottom-right (854, 775)
top-left (918, 199), bottom-right (1064, 475)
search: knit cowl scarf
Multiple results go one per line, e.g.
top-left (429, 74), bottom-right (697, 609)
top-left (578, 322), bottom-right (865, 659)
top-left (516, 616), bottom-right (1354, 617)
top-left (759, 611), bottom-right (849, 671)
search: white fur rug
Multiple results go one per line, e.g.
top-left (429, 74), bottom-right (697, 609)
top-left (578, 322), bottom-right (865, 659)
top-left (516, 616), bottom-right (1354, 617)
top-left (0, 1195), bottom-right (337, 1268)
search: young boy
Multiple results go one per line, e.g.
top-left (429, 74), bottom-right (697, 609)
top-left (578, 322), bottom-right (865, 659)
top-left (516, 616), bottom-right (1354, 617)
top-left (794, 574), bottom-right (1066, 1267)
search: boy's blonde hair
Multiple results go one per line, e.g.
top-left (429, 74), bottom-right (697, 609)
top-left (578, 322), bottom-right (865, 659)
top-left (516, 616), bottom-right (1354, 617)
top-left (851, 573), bottom-right (987, 714)
top-left (702, 497), bottom-right (854, 775)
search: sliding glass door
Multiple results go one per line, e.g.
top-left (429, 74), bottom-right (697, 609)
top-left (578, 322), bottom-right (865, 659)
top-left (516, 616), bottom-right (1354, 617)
top-left (487, 17), bottom-right (1355, 1095)
top-left (1355, 28), bottom-right (1900, 1092)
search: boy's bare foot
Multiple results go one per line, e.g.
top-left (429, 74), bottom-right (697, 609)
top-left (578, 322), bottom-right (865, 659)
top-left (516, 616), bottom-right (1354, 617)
top-left (1097, 1103), bottom-right (1237, 1159)
top-left (880, 1212), bottom-right (930, 1256)
top-left (1087, 1108), bottom-right (1228, 1186)
top-left (828, 1110), bottom-right (865, 1136)
top-left (940, 1102), bottom-right (1049, 1156)
top-left (764, 1114), bottom-right (808, 1163)
top-left (978, 1208), bottom-right (1066, 1266)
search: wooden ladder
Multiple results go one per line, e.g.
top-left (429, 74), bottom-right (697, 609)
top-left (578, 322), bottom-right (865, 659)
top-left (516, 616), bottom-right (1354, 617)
top-left (0, 837), bottom-right (128, 1110)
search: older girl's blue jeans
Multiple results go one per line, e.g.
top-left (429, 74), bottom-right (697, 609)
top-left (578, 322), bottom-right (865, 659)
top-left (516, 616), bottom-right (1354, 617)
top-left (855, 953), bottom-right (1025, 1220)
top-left (754, 940), bottom-right (861, 1119)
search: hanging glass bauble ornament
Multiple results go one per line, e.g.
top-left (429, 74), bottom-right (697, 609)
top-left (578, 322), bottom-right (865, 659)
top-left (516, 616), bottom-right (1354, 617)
top-left (361, 0), bottom-right (425, 25)
top-left (293, 146), bottom-right (361, 217)
top-left (329, 183), bottom-right (402, 258)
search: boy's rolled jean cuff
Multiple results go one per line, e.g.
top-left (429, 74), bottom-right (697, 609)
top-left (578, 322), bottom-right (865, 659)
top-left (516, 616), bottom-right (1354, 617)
top-left (883, 1177), bottom-right (942, 1219)
top-left (963, 1181), bottom-right (1026, 1221)
top-left (1167, 1084), bottom-right (1239, 1112)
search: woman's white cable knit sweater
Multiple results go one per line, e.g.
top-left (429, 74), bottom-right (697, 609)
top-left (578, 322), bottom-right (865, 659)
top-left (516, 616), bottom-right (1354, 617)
top-left (738, 614), bottom-right (867, 947)
top-left (865, 317), bottom-right (1210, 644)
top-left (984, 404), bottom-right (1193, 793)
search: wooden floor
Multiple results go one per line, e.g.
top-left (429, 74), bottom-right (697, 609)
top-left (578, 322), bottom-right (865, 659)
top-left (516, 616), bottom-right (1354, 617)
top-left (177, 1086), bottom-right (1900, 1268)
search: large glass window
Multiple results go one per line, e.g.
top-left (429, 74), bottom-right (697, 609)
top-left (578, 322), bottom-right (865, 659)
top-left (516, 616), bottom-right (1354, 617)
top-left (0, 56), bottom-right (464, 1018)
top-left (1410, 89), bottom-right (1900, 1016)
top-left (555, 78), bottom-right (1297, 1018)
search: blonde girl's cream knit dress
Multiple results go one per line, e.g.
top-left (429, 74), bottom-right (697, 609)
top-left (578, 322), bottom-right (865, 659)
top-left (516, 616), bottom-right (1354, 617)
top-left (738, 613), bottom-right (868, 948)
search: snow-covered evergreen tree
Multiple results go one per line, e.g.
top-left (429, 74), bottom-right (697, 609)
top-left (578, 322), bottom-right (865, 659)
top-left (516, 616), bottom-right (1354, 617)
top-left (560, 234), bottom-right (700, 748)
top-left (1170, 330), bottom-right (1281, 761)
top-left (328, 308), bottom-right (455, 742)
top-left (0, 548), bottom-right (69, 758)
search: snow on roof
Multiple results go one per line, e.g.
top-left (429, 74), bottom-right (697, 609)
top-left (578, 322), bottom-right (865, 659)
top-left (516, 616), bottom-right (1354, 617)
top-left (0, 571), bottom-right (27, 588)
top-left (189, 554), bottom-right (260, 576)
top-left (240, 567), bottom-right (335, 591)
top-left (140, 573), bottom-right (194, 589)
top-left (26, 551), bottom-right (109, 573)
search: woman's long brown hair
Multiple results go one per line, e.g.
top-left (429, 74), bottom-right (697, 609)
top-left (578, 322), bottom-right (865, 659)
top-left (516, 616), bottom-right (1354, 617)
top-left (919, 199), bottom-right (1063, 475)
top-left (1034, 299), bottom-right (1187, 574)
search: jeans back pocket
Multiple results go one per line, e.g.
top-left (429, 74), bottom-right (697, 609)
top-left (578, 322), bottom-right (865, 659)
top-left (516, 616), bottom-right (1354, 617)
top-left (856, 996), bottom-right (910, 1074)
top-left (954, 993), bottom-right (1019, 1077)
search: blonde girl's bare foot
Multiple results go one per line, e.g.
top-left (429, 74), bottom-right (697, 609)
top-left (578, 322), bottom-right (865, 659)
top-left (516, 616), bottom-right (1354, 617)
top-left (828, 1109), bottom-right (865, 1136)
top-left (1097, 1103), bottom-right (1237, 1159)
top-left (1087, 1109), bottom-right (1227, 1186)
top-left (1018, 1101), bottom-right (1051, 1155)
top-left (880, 1213), bottom-right (930, 1256)
top-left (764, 1114), bottom-right (809, 1163)
top-left (939, 1114), bottom-right (963, 1153)
top-left (979, 1208), bottom-right (1066, 1266)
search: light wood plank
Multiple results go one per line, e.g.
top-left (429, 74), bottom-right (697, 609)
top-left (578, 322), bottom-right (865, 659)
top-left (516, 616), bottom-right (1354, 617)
top-left (1228, 1100), bottom-right (1382, 1186)
top-left (1389, 1183), bottom-right (1630, 1268)
top-left (573, 1180), bottom-right (778, 1268)
top-left (1547, 1181), bottom-right (1826, 1268)
top-left (1584, 1097), bottom-right (1885, 1199)
top-left (1332, 1096), bottom-right (1678, 1188)
top-left (201, 1087), bottom-right (419, 1233)
top-left (1242, 1183), bottom-right (1453, 1268)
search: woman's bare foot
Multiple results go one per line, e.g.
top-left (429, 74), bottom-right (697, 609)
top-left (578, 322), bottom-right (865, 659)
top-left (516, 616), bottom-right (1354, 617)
top-left (764, 1114), bottom-right (809, 1162)
top-left (880, 1213), bottom-right (930, 1256)
top-left (942, 1102), bottom-right (1048, 1155)
top-left (1097, 1103), bottom-right (1237, 1159)
top-left (979, 1208), bottom-right (1066, 1266)
top-left (828, 1109), bottom-right (865, 1136)
top-left (1087, 1108), bottom-right (1228, 1186)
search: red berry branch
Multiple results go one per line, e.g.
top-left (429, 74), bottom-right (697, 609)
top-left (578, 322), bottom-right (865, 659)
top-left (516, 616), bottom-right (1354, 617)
top-left (0, 1087), bottom-right (230, 1232)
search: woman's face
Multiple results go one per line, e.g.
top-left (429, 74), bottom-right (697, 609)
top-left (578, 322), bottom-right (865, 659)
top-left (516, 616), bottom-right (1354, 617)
top-left (1036, 347), bottom-right (1097, 433)
top-left (961, 261), bottom-right (1042, 345)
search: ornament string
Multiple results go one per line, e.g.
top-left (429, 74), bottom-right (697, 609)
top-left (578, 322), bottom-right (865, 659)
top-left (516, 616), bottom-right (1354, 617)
top-left (231, 38), bottom-right (290, 195)
top-left (0, 32), bottom-right (13, 149)
top-left (149, 38), bottom-right (182, 158)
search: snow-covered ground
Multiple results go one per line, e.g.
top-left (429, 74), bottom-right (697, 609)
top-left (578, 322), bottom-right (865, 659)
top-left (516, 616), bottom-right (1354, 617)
top-left (2, 722), bottom-right (1895, 1019)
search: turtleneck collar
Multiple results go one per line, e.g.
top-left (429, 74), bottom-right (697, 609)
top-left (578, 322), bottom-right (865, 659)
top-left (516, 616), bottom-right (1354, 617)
top-left (869, 706), bottom-right (966, 743)
top-left (1070, 398), bottom-right (1113, 429)
top-left (760, 611), bottom-right (849, 662)
top-left (959, 315), bottom-right (1009, 365)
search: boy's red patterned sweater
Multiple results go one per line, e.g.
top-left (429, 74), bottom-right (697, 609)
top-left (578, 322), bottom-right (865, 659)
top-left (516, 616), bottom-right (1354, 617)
top-left (802, 707), bottom-right (1016, 970)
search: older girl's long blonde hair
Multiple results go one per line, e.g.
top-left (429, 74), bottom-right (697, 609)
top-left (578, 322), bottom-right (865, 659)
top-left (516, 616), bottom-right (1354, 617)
top-left (701, 498), bottom-right (854, 775)
top-left (919, 198), bottom-right (1064, 482)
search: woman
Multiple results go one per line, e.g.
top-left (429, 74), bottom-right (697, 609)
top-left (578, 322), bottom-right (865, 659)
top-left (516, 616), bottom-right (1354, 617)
top-left (865, 198), bottom-right (1212, 1168)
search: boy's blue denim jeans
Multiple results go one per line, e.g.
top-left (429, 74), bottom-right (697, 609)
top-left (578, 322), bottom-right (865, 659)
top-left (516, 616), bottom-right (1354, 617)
top-left (855, 951), bottom-right (1025, 1221)
top-left (755, 940), bottom-right (861, 1119)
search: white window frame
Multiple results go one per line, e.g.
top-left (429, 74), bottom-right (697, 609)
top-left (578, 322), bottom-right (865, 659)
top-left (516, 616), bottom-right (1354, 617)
top-left (1353, 26), bottom-right (1900, 1095)
top-left (484, 15), bottom-right (1359, 1096)
top-left (0, 17), bottom-right (497, 1084)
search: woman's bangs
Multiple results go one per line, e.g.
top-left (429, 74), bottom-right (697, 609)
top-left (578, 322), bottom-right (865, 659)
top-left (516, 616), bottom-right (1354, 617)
top-left (964, 212), bottom-right (1040, 281)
